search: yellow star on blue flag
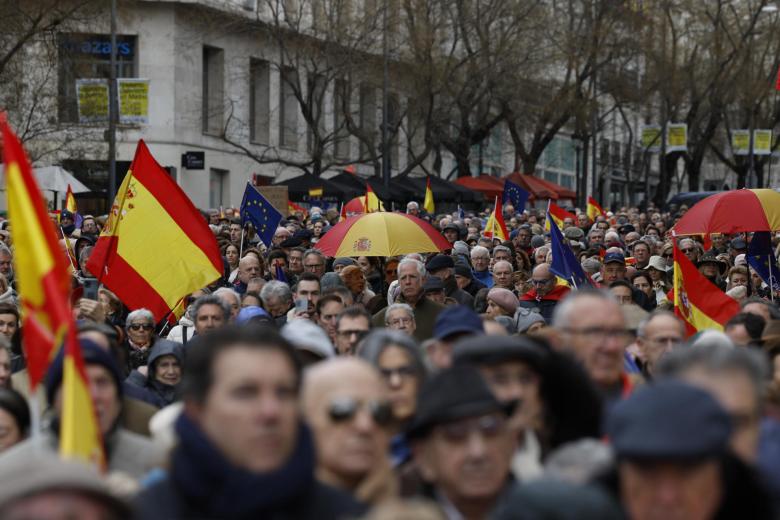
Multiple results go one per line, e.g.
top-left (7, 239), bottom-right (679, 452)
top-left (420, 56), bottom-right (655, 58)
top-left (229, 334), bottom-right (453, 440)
top-left (240, 183), bottom-right (282, 247)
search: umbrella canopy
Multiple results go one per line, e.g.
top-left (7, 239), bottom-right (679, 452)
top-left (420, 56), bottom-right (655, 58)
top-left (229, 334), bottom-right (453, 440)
top-left (402, 175), bottom-right (481, 203)
top-left (275, 173), bottom-right (362, 202)
top-left (315, 212), bottom-right (451, 257)
top-left (503, 172), bottom-right (558, 200)
top-left (0, 165), bottom-right (90, 193)
top-left (453, 176), bottom-right (504, 200)
top-left (672, 189), bottom-right (780, 234)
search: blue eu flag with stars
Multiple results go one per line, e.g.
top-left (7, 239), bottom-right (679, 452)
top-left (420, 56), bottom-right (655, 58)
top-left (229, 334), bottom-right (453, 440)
top-left (241, 183), bottom-right (282, 247)
top-left (503, 180), bottom-right (529, 212)
top-left (548, 213), bottom-right (591, 288)
top-left (747, 231), bottom-right (780, 292)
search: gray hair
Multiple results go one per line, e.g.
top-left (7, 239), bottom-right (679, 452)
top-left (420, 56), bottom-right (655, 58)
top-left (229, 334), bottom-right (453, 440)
top-left (78, 245), bottom-right (93, 263)
top-left (260, 280), bottom-right (293, 305)
top-left (0, 243), bottom-right (11, 257)
top-left (492, 245), bottom-right (511, 256)
top-left (213, 287), bottom-right (241, 306)
top-left (191, 294), bottom-right (231, 321)
top-left (543, 439), bottom-right (614, 485)
top-left (741, 297), bottom-right (780, 320)
top-left (397, 258), bottom-right (426, 278)
top-left (357, 329), bottom-right (427, 382)
top-left (552, 289), bottom-right (615, 330)
top-left (384, 303), bottom-right (415, 326)
top-left (470, 245), bottom-right (489, 259)
top-left (126, 308), bottom-right (154, 327)
top-left (656, 342), bottom-right (769, 411)
top-left (303, 249), bottom-right (325, 262)
top-left (636, 310), bottom-right (684, 338)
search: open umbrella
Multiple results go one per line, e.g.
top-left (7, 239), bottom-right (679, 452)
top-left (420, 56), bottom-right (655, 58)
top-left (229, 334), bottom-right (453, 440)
top-left (672, 189), bottom-right (780, 235)
top-left (316, 212), bottom-right (451, 257)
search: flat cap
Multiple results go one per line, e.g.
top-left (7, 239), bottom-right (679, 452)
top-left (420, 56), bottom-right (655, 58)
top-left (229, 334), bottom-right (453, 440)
top-left (454, 263), bottom-right (473, 279)
top-left (426, 254), bottom-right (455, 271)
top-left (563, 227), bottom-right (585, 240)
top-left (606, 380), bottom-right (732, 461)
top-left (423, 276), bottom-right (445, 293)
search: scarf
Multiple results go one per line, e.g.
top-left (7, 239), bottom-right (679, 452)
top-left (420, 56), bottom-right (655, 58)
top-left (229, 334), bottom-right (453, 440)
top-left (172, 413), bottom-right (316, 518)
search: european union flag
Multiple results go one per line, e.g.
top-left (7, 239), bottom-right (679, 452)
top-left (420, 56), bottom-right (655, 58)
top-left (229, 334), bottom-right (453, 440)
top-left (503, 180), bottom-right (529, 212)
top-left (548, 213), bottom-right (591, 288)
top-left (457, 205), bottom-right (465, 220)
top-left (747, 231), bottom-right (780, 291)
top-left (240, 183), bottom-right (282, 247)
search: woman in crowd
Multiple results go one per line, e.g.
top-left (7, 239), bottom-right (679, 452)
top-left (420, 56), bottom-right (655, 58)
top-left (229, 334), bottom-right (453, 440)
top-left (357, 256), bottom-right (384, 295)
top-left (486, 288), bottom-right (519, 318)
top-left (98, 288), bottom-right (124, 328)
top-left (125, 340), bottom-right (183, 408)
top-left (340, 265), bottom-right (376, 307)
top-left (222, 243), bottom-right (240, 283)
top-left (0, 388), bottom-right (29, 453)
top-left (631, 271), bottom-right (655, 305)
top-left (727, 266), bottom-right (751, 294)
top-left (646, 255), bottom-right (671, 304)
top-left (123, 308), bottom-right (158, 373)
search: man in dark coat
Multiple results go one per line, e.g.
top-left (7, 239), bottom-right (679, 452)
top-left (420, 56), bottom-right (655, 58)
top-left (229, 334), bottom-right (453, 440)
top-left (135, 326), bottom-right (363, 519)
top-left (426, 254), bottom-right (474, 308)
top-left (517, 264), bottom-right (570, 323)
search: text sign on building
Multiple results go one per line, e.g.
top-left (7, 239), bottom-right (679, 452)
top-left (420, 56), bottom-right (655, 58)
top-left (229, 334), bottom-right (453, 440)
top-left (75, 78), bottom-right (149, 124)
top-left (641, 125), bottom-right (662, 153)
top-left (76, 79), bottom-right (110, 122)
top-left (666, 124), bottom-right (687, 153)
top-left (181, 151), bottom-right (205, 169)
top-left (118, 79), bottom-right (149, 124)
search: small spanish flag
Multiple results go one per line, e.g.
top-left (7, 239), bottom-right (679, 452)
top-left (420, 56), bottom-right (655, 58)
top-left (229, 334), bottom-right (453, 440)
top-left (545, 202), bottom-right (576, 231)
top-left (423, 177), bottom-right (435, 214)
top-left (673, 240), bottom-right (740, 336)
top-left (586, 196), bottom-right (606, 223)
top-left (484, 196), bottom-right (508, 241)
top-left (364, 183), bottom-right (384, 212)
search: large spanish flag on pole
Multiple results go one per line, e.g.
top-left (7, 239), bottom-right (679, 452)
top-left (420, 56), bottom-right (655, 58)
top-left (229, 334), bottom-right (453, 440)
top-left (2, 118), bottom-right (72, 389)
top-left (87, 140), bottom-right (222, 322)
top-left (673, 239), bottom-right (740, 336)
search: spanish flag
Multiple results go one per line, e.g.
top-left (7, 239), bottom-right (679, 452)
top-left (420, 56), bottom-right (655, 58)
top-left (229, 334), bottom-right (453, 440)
top-left (288, 200), bottom-right (308, 217)
top-left (65, 184), bottom-right (78, 214)
top-left (545, 202), bottom-right (575, 231)
top-left (484, 196), bottom-right (508, 241)
top-left (586, 196), bottom-right (606, 223)
top-left (87, 140), bottom-right (223, 322)
top-left (423, 177), bottom-right (435, 214)
top-left (673, 240), bottom-right (740, 336)
top-left (364, 183), bottom-right (384, 212)
top-left (2, 118), bottom-right (72, 389)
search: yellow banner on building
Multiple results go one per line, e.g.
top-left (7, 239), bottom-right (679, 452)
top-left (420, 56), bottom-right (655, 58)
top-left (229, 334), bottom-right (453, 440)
top-left (754, 130), bottom-right (772, 156)
top-left (76, 79), bottom-right (109, 123)
top-left (641, 125), bottom-right (662, 152)
top-left (666, 124), bottom-right (687, 153)
top-left (118, 79), bottom-right (150, 124)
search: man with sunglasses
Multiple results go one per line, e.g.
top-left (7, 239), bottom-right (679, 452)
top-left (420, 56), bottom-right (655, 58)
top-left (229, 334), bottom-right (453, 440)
top-left (517, 263), bottom-right (570, 324)
top-left (407, 366), bottom-right (517, 518)
top-left (302, 358), bottom-right (394, 504)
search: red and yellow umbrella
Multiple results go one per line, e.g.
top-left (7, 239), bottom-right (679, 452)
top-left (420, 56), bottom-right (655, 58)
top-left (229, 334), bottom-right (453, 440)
top-left (316, 212), bottom-right (451, 257)
top-left (672, 189), bottom-right (780, 235)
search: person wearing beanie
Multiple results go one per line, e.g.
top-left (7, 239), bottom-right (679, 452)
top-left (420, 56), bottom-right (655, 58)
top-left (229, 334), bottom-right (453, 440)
top-left (513, 308), bottom-right (546, 334)
top-left (427, 254), bottom-right (474, 307)
top-left (454, 262), bottom-right (487, 297)
top-left (486, 288), bottom-right (520, 318)
top-left (0, 340), bottom-right (164, 479)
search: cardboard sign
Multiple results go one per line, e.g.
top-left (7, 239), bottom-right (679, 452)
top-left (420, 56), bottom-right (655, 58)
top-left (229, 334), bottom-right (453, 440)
top-left (257, 186), bottom-right (289, 217)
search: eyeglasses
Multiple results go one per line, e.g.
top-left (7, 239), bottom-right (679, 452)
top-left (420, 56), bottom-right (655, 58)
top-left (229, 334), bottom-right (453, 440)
top-left (681, 248), bottom-right (694, 253)
top-left (531, 278), bottom-right (553, 286)
top-left (304, 263), bottom-right (324, 269)
top-left (436, 414), bottom-right (506, 443)
top-left (328, 396), bottom-right (394, 426)
top-left (337, 329), bottom-right (369, 340)
top-left (128, 323), bottom-right (154, 331)
top-left (379, 365), bottom-right (417, 380)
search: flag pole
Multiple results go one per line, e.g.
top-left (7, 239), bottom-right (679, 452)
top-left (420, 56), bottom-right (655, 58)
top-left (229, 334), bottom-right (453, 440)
top-left (769, 256), bottom-right (775, 303)
top-left (60, 227), bottom-right (78, 273)
top-left (239, 226), bottom-right (245, 258)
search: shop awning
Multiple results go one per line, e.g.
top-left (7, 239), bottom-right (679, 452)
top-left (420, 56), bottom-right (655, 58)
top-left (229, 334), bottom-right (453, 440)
top-left (453, 175), bottom-right (505, 200)
top-left (503, 172), bottom-right (559, 200)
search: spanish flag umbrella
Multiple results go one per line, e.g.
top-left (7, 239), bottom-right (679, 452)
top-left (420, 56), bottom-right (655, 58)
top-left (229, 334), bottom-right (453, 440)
top-left (316, 212), bottom-right (451, 257)
top-left (672, 189), bottom-right (780, 235)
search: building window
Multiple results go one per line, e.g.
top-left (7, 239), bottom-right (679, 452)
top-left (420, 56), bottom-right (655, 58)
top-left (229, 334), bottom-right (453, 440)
top-left (250, 59), bottom-right (270, 144)
top-left (333, 79), bottom-right (350, 159)
top-left (202, 46), bottom-right (225, 135)
top-left (307, 73), bottom-right (327, 153)
top-left (387, 93), bottom-right (400, 170)
top-left (279, 66), bottom-right (299, 150)
top-left (209, 168), bottom-right (229, 208)
top-left (57, 33), bottom-right (137, 123)
top-left (359, 84), bottom-right (376, 157)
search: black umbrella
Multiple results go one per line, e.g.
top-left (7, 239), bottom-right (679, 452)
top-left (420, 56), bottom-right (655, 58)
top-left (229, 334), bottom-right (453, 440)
top-left (328, 172), bottom-right (416, 203)
top-left (275, 174), bottom-right (362, 202)
top-left (402, 175), bottom-right (482, 203)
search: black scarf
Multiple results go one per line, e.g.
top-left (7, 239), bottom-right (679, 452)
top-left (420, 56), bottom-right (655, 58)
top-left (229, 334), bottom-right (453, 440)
top-left (172, 413), bottom-right (316, 518)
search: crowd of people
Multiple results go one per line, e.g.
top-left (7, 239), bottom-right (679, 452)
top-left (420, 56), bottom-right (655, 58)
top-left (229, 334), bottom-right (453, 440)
top-left (0, 199), bottom-right (780, 519)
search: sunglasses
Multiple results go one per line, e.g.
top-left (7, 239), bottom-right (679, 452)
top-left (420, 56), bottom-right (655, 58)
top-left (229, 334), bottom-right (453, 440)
top-left (681, 248), bottom-right (694, 253)
top-left (128, 323), bottom-right (154, 331)
top-left (328, 396), bottom-right (394, 427)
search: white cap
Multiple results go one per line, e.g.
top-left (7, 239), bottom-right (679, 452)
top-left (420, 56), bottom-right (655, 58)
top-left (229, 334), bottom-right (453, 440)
top-left (281, 320), bottom-right (335, 359)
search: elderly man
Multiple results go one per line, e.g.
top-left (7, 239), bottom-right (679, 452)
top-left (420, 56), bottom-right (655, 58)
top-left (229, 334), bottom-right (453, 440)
top-left (492, 245), bottom-right (513, 265)
top-left (406, 201), bottom-right (420, 217)
top-left (552, 290), bottom-right (634, 405)
top-left (603, 381), bottom-right (773, 519)
top-left (517, 264), bottom-right (570, 323)
top-left (1, 340), bottom-right (163, 477)
top-left (470, 246), bottom-right (493, 289)
top-left (213, 287), bottom-right (241, 322)
top-left (0, 244), bottom-right (14, 286)
top-left (135, 327), bottom-right (363, 518)
top-left (408, 366), bottom-right (518, 517)
top-left (588, 228), bottom-right (605, 247)
top-left (302, 358), bottom-right (394, 504)
top-left (233, 255), bottom-right (262, 294)
top-left (631, 240), bottom-right (651, 270)
top-left (385, 303), bottom-right (416, 337)
top-left (272, 226), bottom-right (292, 247)
top-left (492, 260), bottom-right (514, 290)
top-left (287, 247), bottom-right (305, 276)
top-left (81, 215), bottom-right (99, 237)
top-left (372, 258), bottom-right (444, 341)
top-left (635, 311), bottom-right (685, 379)
top-left (336, 306), bottom-right (372, 356)
top-left (261, 280), bottom-right (294, 326)
top-left (678, 237), bottom-right (700, 264)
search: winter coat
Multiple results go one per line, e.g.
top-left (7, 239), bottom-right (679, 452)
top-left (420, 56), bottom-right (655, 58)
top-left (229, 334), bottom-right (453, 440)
top-left (125, 340), bottom-right (182, 408)
top-left (518, 284), bottom-right (571, 323)
top-left (166, 316), bottom-right (195, 345)
top-left (372, 293), bottom-right (444, 342)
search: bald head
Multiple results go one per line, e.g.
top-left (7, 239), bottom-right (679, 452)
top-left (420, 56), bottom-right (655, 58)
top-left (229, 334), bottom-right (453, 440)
top-left (302, 358), bottom-right (385, 416)
top-left (238, 255), bottom-right (261, 283)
